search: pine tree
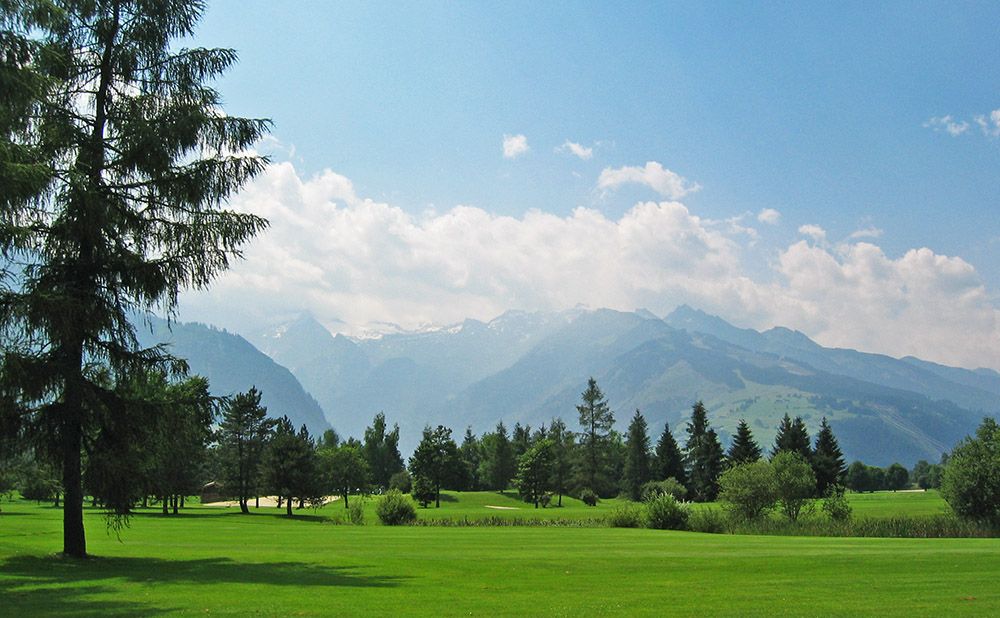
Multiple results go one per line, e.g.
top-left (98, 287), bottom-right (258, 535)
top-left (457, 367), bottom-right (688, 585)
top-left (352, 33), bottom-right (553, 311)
top-left (481, 421), bottom-right (515, 491)
top-left (576, 377), bottom-right (615, 494)
top-left (459, 427), bottom-right (482, 491)
top-left (512, 422), bottom-right (532, 461)
top-left (654, 422), bottom-right (688, 487)
top-left (263, 418), bottom-right (320, 517)
top-left (0, 1), bottom-right (268, 557)
top-left (811, 417), bottom-right (846, 495)
top-left (726, 419), bottom-right (763, 466)
top-left (217, 388), bottom-right (276, 514)
top-left (622, 410), bottom-right (652, 501)
top-left (772, 414), bottom-right (812, 461)
top-left (685, 402), bottom-right (724, 502)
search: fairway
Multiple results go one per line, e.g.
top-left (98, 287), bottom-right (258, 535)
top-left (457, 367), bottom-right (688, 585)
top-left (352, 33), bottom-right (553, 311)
top-left (2, 499), bottom-right (999, 616)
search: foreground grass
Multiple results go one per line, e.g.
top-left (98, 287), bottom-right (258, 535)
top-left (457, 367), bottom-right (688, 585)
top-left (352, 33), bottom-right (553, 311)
top-left (2, 498), bottom-right (999, 616)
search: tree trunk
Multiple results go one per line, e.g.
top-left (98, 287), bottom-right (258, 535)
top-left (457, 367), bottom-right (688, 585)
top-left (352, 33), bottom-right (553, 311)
top-left (285, 496), bottom-right (292, 517)
top-left (172, 494), bottom-right (178, 515)
top-left (558, 491), bottom-right (563, 507)
top-left (255, 495), bottom-right (259, 508)
top-left (435, 482), bottom-right (440, 509)
top-left (61, 411), bottom-right (86, 557)
top-left (343, 492), bottom-right (349, 509)
top-left (239, 498), bottom-right (249, 515)
top-left (180, 495), bottom-right (185, 508)
top-left (161, 495), bottom-right (168, 515)
top-left (277, 496), bottom-right (282, 508)
top-left (54, 492), bottom-right (61, 508)
top-left (141, 494), bottom-right (148, 508)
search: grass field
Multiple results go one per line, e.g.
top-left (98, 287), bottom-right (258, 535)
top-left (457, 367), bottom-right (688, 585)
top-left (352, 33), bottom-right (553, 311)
top-left (2, 492), bottom-right (998, 616)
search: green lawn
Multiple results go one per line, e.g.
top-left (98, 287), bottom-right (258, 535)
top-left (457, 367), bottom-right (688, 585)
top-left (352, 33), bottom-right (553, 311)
top-left (2, 496), bottom-right (998, 616)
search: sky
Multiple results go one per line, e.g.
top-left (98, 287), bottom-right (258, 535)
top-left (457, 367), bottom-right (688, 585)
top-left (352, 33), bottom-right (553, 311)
top-left (180, 1), bottom-right (1000, 371)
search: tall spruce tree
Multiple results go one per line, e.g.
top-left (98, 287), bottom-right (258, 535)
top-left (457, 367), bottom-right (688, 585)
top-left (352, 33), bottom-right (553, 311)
top-left (772, 414), bottom-right (812, 461)
top-left (726, 419), bottom-right (763, 466)
top-left (511, 422), bottom-right (532, 461)
top-left (811, 417), bottom-right (846, 495)
top-left (654, 422), bottom-right (687, 487)
top-left (459, 427), bottom-right (482, 491)
top-left (0, 1), bottom-right (268, 556)
top-left (685, 401), bottom-right (724, 502)
top-left (481, 421), bottom-right (515, 491)
top-left (622, 409), bottom-right (652, 501)
top-left (263, 418), bottom-right (321, 517)
top-left (576, 377), bottom-right (615, 494)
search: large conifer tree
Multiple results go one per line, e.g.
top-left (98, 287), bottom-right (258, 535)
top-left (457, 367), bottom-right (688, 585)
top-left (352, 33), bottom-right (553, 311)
top-left (726, 419), bottom-right (762, 466)
top-left (772, 414), bottom-right (812, 461)
top-left (0, 1), bottom-right (268, 556)
top-left (622, 409), bottom-right (652, 501)
top-left (684, 401), bottom-right (724, 502)
top-left (654, 421), bottom-right (687, 486)
top-left (576, 377), bottom-right (615, 494)
top-left (811, 417), bottom-right (846, 495)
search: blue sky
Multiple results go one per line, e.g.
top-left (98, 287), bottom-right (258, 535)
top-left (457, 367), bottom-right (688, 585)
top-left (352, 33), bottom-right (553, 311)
top-left (183, 1), bottom-right (1000, 370)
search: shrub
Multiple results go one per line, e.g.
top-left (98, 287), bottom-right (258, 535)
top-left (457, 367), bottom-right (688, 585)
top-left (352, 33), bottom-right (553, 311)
top-left (389, 470), bottom-right (412, 494)
top-left (645, 494), bottom-right (689, 530)
top-left (821, 485), bottom-right (852, 522)
top-left (539, 493), bottom-right (552, 508)
top-left (347, 499), bottom-right (365, 525)
top-left (579, 488), bottom-right (599, 507)
top-left (688, 507), bottom-right (726, 534)
top-left (718, 461), bottom-right (778, 522)
top-left (640, 478), bottom-right (687, 502)
top-left (608, 502), bottom-right (645, 528)
top-left (375, 489), bottom-right (417, 526)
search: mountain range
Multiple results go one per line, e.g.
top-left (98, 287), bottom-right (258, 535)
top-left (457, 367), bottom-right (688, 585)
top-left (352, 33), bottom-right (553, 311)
top-left (146, 306), bottom-right (999, 466)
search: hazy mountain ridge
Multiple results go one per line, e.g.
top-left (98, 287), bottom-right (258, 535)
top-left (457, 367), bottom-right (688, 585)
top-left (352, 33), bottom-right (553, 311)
top-left (135, 317), bottom-right (331, 436)
top-left (255, 306), bottom-right (995, 465)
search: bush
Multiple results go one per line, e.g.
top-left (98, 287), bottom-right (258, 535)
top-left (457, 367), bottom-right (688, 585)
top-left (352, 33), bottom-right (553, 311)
top-left (645, 494), bottom-right (689, 530)
top-left (718, 461), bottom-right (778, 522)
top-left (941, 418), bottom-right (1000, 527)
top-left (821, 485), bottom-right (852, 522)
top-left (389, 470), bottom-right (412, 494)
top-left (640, 478), bottom-right (687, 502)
top-left (688, 507), bottom-right (726, 534)
top-left (375, 489), bottom-right (417, 526)
top-left (607, 502), bottom-right (645, 528)
top-left (347, 499), bottom-right (365, 525)
top-left (539, 493), bottom-right (552, 508)
top-left (579, 488), bottom-right (599, 506)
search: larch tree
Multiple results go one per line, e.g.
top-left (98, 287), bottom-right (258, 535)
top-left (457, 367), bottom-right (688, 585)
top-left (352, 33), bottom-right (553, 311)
top-left (575, 377), bottom-right (614, 495)
top-left (547, 417), bottom-right (573, 507)
top-left (0, 1), bottom-right (268, 557)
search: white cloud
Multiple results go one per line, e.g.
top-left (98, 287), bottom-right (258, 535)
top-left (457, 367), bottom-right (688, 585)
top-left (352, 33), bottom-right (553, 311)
top-left (181, 162), bottom-right (1000, 371)
top-left (798, 224), bottom-right (827, 243)
top-left (757, 208), bottom-right (781, 225)
top-left (974, 109), bottom-right (1000, 137)
top-left (598, 161), bottom-right (701, 200)
top-left (502, 134), bottom-right (529, 159)
top-left (557, 140), bottom-right (594, 160)
top-left (924, 115), bottom-right (970, 136)
top-left (849, 226), bottom-right (883, 240)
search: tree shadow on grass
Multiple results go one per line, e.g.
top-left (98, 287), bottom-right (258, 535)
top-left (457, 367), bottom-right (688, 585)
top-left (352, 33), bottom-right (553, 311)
top-left (0, 553), bottom-right (408, 616)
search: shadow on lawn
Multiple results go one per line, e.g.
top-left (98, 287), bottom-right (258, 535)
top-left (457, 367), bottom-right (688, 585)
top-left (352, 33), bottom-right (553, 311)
top-left (0, 553), bottom-right (408, 616)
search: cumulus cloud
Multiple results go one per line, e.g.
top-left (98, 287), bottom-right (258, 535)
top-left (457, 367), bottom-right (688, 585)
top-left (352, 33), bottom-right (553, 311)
top-left (557, 140), bottom-right (594, 160)
top-left (180, 162), bottom-right (1000, 371)
top-left (598, 161), bottom-right (701, 200)
top-left (798, 224), bottom-right (827, 243)
top-left (924, 115), bottom-right (970, 136)
top-left (502, 134), bottom-right (529, 159)
top-left (757, 208), bottom-right (781, 225)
